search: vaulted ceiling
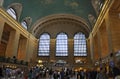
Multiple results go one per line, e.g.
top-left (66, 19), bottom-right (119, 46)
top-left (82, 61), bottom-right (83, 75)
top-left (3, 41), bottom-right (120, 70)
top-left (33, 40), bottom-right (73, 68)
top-left (3, 0), bottom-right (105, 37)
top-left (3, 0), bottom-right (95, 25)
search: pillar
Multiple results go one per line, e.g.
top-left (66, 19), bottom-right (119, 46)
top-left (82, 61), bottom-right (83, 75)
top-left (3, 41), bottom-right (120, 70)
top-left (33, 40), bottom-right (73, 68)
top-left (25, 35), bottom-right (39, 64)
top-left (5, 31), bottom-right (20, 58)
top-left (0, 20), bottom-right (4, 43)
top-left (97, 30), bottom-right (102, 57)
top-left (86, 38), bottom-right (92, 64)
top-left (105, 12), bottom-right (113, 53)
top-left (68, 39), bottom-right (74, 65)
top-left (89, 33), bottom-right (94, 62)
top-left (50, 39), bottom-right (55, 63)
top-left (93, 32), bottom-right (100, 60)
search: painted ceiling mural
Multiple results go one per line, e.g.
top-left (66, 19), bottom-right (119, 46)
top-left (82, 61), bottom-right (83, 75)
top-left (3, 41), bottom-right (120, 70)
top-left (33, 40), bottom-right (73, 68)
top-left (3, 0), bottom-right (104, 28)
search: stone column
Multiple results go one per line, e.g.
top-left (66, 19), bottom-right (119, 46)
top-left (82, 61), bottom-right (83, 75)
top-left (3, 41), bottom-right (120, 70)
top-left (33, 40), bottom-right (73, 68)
top-left (0, 20), bottom-right (4, 43)
top-left (97, 30), bottom-right (102, 57)
top-left (68, 39), bottom-right (74, 66)
top-left (5, 31), bottom-right (20, 58)
top-left (105, 13), bottom-right (113, 53)
top-left (86, 38), bottom-right (92, 65)
top-left (50, 39), bottom-right (55, 63)
top-left (26, 37), bottom-right (37, 63)
top-left (24, 38), bottom-right (29, 61)
top-left (89, 33), bottom-right (94, 61)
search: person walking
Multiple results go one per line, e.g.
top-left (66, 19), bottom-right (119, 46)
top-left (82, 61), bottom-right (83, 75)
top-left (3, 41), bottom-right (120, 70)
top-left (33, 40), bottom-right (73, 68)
top-left (96, 68), bottom-right (108, 79)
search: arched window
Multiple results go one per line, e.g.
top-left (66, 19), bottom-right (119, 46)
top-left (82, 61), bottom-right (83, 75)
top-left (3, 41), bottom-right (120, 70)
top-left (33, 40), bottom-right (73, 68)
top-left (21, 21), bottom-right (28, 29)
top-left (91, 0), bottom-right (104, 15)
top-left (56, 32), bottom-right (68, 56)
top-left (7, 8), bottom-right (17, 19)
top-left (38, 33), bottom-right (50, 56)
top-left (74, 32), bottom-right (87, 56)
top-left (98, 1), bottom-right (103, 11)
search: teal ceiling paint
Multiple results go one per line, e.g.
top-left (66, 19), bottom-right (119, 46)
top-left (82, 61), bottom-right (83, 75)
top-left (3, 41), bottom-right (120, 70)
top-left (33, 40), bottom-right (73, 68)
top-left (3, 0), bottom-right (97, 28)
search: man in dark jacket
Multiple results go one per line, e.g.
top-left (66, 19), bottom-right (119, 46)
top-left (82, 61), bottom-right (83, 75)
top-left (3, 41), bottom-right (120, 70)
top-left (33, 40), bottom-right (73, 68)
top-left (0, 67), bottom-right (3, 78)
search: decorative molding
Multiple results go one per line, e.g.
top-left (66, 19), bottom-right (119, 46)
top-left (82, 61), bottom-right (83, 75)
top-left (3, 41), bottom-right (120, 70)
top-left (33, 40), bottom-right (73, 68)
top-left (0, 8), bottom-right (36, 40)
top-left (88, 14), bottom-right (96, 28)
top-left (91, 0), bottom-right (114, 37)
top-left (31, 14), bottom-right (90, 37)
top-left (21, 17), bottom-right (32, 29)
top-left (34, 19), bottom-right (89, 38)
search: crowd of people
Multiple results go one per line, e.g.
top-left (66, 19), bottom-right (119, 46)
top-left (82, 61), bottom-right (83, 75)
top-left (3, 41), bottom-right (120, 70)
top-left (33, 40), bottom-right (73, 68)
top-left (0, 64), bottom-right (120, 79)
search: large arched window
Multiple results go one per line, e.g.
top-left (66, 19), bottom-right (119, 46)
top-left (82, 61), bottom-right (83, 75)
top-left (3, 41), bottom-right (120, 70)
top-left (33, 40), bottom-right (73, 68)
top-left (38, 33), bottom-right (50, 56)
top-left (74, 32), bottom-right (87, 56)
top-left (7, 8), bottom-right (17, 20)
top-left (56, 32), bottom-right (68, 56)
top-left (21, 21), bottom-right (28, 30)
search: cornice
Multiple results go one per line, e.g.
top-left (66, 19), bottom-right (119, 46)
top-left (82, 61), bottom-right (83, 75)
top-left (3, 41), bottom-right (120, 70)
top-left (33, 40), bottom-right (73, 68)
top-left (0, 7), bottom-right (27, 34)
top-left (0, 7), bottom-right (36, 40)
top-left (91, 0), bottom-right (114, 37)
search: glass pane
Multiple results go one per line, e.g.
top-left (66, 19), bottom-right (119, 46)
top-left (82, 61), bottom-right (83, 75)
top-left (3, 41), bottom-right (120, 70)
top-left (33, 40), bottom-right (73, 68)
top-left (38, 33), bottom-right (50, 56)
top-left (7, 8), bottom-right (17, 19)
top-left (21, 21), bottom-right (27, 29)
top-left (56, 32), bottom-right (68, 56)
top-left (74, 32), bottom-right (87, 56)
